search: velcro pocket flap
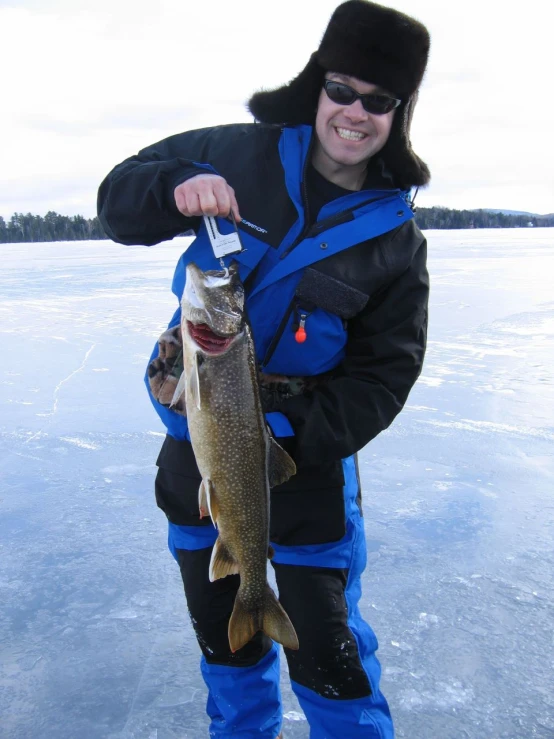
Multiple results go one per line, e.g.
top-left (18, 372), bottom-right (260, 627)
top-left (295, 268), bottom-right (369, 319)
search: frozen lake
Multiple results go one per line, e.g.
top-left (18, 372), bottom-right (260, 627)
top-left (1, 228), bottom-right (553, 738)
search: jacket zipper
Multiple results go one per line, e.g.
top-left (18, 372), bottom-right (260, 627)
top-left (261, 297), bottom-right (297, 368)
top-left (292, 303), bottom-right (314, 344)
top-left (262, 299), bottom-right (315, 368)
top-left (292, 302), bottom-right (315, 331)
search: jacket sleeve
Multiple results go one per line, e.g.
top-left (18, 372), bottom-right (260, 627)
top-left (96, 128), bottom-right (223, 246)
top-left (277, 235), bottom-right (429, 467)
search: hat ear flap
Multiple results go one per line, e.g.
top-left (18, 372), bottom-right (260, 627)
top-left (248, 53), bottom-right (325, 126)
top-left (380, 93), bottom-right (430, 189)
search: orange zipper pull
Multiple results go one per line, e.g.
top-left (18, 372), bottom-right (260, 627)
top-left (295, 314), bottom-right (307, 343)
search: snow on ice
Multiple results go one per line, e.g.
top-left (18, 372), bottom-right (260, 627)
top-left (1, 229), bottom-right (553, 738)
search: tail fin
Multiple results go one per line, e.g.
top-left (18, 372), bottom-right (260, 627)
top-left (228, 585), bottom-right (299, 653)
top-left (228, 592), bottom-right (261, 653)
top-left (262, 585), bottom-right (299, 651)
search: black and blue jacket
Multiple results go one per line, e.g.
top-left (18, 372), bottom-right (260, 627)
top-left (98, 123), bottom-right (429, 540)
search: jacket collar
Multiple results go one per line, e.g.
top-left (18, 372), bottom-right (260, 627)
top-left (245, 125), bottom-right (413, 296)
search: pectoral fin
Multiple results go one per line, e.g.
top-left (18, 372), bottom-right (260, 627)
top-left (169, 370), bottom-right (187, 414)
top-left (268, 436), bottom-right (296, 488)
top-left (198, 480), bottom-right (209, 520)
top-left (198, 478), bottom-right (219, 525)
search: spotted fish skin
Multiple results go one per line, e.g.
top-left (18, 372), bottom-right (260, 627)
top-left (173, 261), bottom-right (298, 653)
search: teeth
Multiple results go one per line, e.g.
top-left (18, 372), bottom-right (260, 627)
top-left (336, 127), bottom-right (366, 141)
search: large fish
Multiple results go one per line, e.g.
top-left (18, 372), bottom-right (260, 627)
top-left (171, 261), bottom-right (299, 653)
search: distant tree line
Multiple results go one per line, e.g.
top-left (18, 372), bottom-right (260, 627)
top-left (0, 212), bottom-right (107, 243)
top-left (413, 207), bottom-right (554, 230)
top-left (0, 207), bottom-right (553, 243)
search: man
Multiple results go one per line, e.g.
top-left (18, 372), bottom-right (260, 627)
top-left (97, 1), bottom-right (430, 737)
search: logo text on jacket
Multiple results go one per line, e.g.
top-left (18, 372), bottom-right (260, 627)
top-left (241, 219), bottom-right (268, 234)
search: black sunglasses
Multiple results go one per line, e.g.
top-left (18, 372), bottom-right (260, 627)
top-left (323, 79), bottom-right (401, 115)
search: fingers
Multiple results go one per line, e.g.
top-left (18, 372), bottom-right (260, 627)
top-left (209, 178), bottom-right (231, 218)
top-left (174, 174), bottom-right (241, 221)
top-left (229, 188), bottom-right (241, 223)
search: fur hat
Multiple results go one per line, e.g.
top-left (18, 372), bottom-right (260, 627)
top-left (247, 0), bottom-right (431, 189)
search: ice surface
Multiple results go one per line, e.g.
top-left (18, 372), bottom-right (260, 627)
top-left (1, 229), bottom-right (553, 738)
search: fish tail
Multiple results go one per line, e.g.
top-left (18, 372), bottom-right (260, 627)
top-left (261, 584), bottom-right (299, 651)
top-left (228, 585), bottom-right (299, 653)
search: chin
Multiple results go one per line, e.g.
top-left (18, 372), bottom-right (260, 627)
top-left (336, 149), bottom-right (374, 166)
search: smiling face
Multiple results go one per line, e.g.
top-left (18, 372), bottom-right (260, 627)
top-left (312, 72), bottom-right (397, 190)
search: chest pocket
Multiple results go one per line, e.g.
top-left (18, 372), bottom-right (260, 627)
top-left (262, 268), bottom-right (370, 376)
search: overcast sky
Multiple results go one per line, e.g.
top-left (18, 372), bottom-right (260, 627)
top-left (1, 0), bottom-right (552, 219)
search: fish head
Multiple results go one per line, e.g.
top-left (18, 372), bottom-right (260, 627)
top-left (182, 262), bottom-right (245, 355)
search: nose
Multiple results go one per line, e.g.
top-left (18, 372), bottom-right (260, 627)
top-left (344, 98), bottom-right (369, 123)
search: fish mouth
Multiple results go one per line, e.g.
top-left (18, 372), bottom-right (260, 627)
top-left (187, 321), bottom-right (236, 355)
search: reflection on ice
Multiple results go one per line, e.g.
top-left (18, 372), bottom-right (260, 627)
top-left (1, 230), bottom-right (553, 738)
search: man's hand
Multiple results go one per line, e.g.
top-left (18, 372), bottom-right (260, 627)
top-left (174, 174), bottom-right (241, 221)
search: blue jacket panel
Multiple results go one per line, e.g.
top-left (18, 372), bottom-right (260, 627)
top-left (100, 122), bottom-right (428, 467)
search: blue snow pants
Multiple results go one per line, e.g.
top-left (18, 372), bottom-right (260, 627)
top-left (161, 453), bottom-right (394, 738)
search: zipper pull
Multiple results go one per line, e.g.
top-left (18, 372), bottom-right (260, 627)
top-left (295, 314), bottom-right (307, 343)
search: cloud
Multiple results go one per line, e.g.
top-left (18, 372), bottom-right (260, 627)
top-left (0, 177), bottom-right (98, 219)
top-left (0, 0), bottom-right (552, 218)
top-left (18, 101), bottom-right (247, 135)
